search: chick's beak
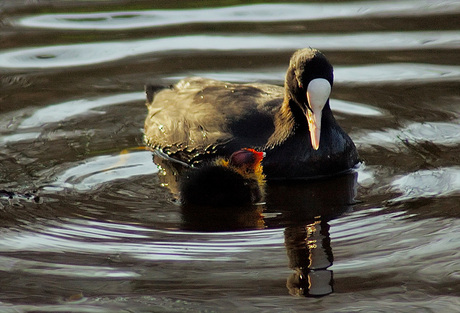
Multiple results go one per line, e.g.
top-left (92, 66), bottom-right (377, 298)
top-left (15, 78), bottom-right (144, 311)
top-left (254, 150), bottom-right (265, 164)
top-left (305, 78), bottom-right (331, 150)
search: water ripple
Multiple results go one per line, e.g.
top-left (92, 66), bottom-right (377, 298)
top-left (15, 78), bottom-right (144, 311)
top-left (356, 120), bottom-right (460, 150)
top-left (337, 63), bottom-right (460, 84)
top-left (330, 210), bottom-right (460, 274)
top-left (17, 1), bottom-right (460, 30)
top-left (19, 92), bottom-right (143, 129)
top-left (331, 99), bottom-right (385, 116)
top-left (0, 31), bottom-right (458, 69)
top-left (0, 92), bottom-right (144, 148)
top-left (391, 167), bottom-right (460, 200)
top-left (0, 222), bottom-right (284, 262)
top-left (44, 150), bottom-right (157, 192)
top-left (0, 255), bottom-right (139, 278)
top-left (173, 62), bottom-right (460, 85)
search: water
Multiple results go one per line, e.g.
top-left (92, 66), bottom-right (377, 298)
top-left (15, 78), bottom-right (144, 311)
top-left (1, 0), bottom-right (459, 312)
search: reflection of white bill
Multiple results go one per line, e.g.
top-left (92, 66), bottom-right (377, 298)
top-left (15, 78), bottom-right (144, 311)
top-left (307, 270), bottom-right (333, 296)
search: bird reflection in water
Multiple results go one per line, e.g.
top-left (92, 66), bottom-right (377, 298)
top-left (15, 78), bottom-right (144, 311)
top-left (285, 219), bottom-right (333, 297)
top-left (180, 148), bottom-right (266, 207)
top-left (153, 149), bottom-right (267, 231)
top-left (266, 173), bottom-right (357, 297)
top-left (152, 154), bottom-right (357, 295)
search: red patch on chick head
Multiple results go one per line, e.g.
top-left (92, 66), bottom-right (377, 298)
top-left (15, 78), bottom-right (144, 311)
top-left (229, 148), bottom-right (264, 169)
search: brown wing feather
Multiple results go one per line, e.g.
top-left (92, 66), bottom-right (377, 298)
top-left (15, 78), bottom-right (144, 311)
top-left (144, 77), bottom-right (283, 159)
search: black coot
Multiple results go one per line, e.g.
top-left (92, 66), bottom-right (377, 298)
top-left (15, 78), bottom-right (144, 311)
top-left (145, 48), bottom-right (359, 179)
top-left (180, 148), bottom-right (265, 207)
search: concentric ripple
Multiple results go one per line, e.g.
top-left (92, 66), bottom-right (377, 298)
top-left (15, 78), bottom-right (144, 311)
top-left (0, 31), bottom-right (458, 69)
top-left (0, 220), bottom-right (285, 262)
top-left (44, 150), bottom-right (157, 192)
top-left (176, 62), bottom-right (460, 86)
top-left (19, 92), bottom-right (143, 129)
top-left (17, 1), bottom-right (460, 30)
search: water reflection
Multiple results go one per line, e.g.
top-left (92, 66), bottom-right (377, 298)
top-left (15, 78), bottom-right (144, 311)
top-left (266, 173), bottom-right (356, 296)
top-left (153, 155), bottom-right (357, 296)
top-left (182, 205), bottom-right (266, 232)
top-left (285, 220), bottom-right (333, 297)
top-left (264, 173), bottom-right (357, 226)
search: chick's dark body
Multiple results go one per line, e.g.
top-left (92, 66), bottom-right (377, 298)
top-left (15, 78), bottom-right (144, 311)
top-left (180, 165), bottom-right (262, 207)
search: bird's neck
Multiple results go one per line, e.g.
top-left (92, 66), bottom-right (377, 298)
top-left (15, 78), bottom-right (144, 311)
top-left (266, 96), bottom-right (336, 149)
top-left (265, 98), bottom-right (296, 148)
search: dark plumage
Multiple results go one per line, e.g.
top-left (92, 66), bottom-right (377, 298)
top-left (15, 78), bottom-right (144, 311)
top-left (144, 48), bottom-right (359, 179)
top-left (180, 148), bottom-right (265, 207)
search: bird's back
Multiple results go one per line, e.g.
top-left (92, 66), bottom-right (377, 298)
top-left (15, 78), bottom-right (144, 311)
top-left (144, 77), bottom-right (283, 163)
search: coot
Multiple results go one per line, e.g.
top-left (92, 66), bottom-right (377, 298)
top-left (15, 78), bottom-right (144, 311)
top-left (145, 48), bottom-right (359, 179)
top-left (180, 148), bottom-right (265, 207)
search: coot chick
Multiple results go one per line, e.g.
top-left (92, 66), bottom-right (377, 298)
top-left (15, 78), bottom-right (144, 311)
top-left (145, 48), bottom-right (359, 179)
top-left (180, 148), bottom-right (265, 207)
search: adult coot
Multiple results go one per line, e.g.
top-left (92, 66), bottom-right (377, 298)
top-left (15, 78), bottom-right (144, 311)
top-left (180, 148), bottom-right (265, 207)
top-left (145, 48), bottom-right (359, 179)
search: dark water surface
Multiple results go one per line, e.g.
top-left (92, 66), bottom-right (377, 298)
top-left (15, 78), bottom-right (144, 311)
top-left (1, 0), bottom-right (459, 312)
